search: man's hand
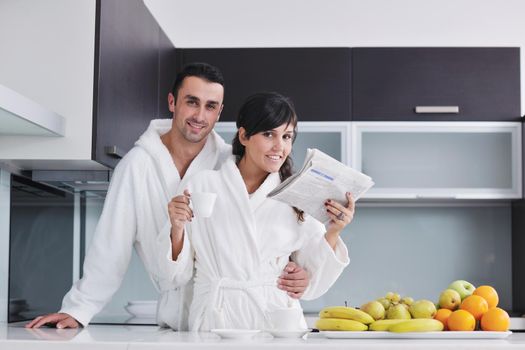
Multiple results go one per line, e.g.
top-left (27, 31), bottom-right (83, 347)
top-left (277, 261), bottom-right (309, 299)
top-left (25, 313), bottom-right (80, 329)
top-left (168, 189), bottom-right (193, 238)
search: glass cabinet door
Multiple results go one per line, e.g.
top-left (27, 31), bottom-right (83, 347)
top-left (214, 122), bottom-right (351, 171)
top-left (351, 122), bottom-right (522, 199)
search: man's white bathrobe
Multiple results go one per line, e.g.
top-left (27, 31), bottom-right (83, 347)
top-left (172, 157), bottom-right (350, 331)
top-left (58, 119), bottom-right (231, 328)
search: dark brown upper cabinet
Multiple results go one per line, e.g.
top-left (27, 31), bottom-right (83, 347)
top-left (352, 48), bottom-right (521, 121)
top-left (93, 0), bottom-right (177, 169)
top-left (180, 48), bottom-right (352, 122)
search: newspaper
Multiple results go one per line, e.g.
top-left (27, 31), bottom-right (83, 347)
top-left (267, 148), bottom-right (374, 224)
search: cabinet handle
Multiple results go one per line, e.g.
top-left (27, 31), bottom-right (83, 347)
top-left (415, 106), bottom-right (459, 114)
top-left (104, 146), bottom-right (125, 159)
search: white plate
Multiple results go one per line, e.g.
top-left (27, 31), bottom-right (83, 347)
top-left (268, 329), bottom-right (309, 338)
top-left (210, 329), bottom-right (261, 339)
top-left (321, 331), bottom-right (512, 339)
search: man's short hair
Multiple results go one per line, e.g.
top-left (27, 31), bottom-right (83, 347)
top-left (171, 62), bottom-right (225, 103)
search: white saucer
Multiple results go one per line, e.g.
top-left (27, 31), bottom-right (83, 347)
top-left (267, 329), bottom-right (309, 338)
top-left (210, 329), bottom-right (261, 339)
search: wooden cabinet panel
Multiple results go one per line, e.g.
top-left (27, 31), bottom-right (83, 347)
top-left (181, 48), bottom-right (351, 122)
top-left (352, 48), bottom-right (520, 121)
top-left (93, 0), bottom-right (176, 168)
top-left (158, 31), bottom-right (181, 118)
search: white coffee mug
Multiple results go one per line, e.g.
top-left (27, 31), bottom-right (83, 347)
top-left (267, 308), bottom-right (304, 331)
top-left (190, 192), bottom-right (217, 218)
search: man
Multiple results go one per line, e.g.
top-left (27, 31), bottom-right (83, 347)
top-left (27, 63), bottom-right (309, 330)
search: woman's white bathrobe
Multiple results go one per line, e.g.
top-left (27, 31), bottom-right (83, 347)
top-left (172, 157), bottom-right (350, 331)
top-left (58, 119), bottom-right (231, 329)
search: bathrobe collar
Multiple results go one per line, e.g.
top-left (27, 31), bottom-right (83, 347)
top-left (221, 156), bottom-right (281, 213)
top-left (135, 119), bottom-right (228, 197)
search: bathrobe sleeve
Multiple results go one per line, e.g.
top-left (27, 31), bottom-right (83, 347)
top-left (292, 216), bottom-right (350, 300)
top-left (154, 220), bottom-right (195, 290)
top-left (155, 221), bottom-right (195, 331)
top-left (58, 154), bottom-right (141, 327)
top-left (154, 173), bottom-right (209, 291)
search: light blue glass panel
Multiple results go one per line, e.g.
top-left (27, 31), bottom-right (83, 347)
top-left (216, 131), bottom-right (236, 146)
top-left (292, 131), bottom-right (342, 171)
top-left (362, 132), bottom-right (512, 188)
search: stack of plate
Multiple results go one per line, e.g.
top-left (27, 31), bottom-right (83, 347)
top-left (9, 298), bottom-right (28, 316)
top-left (124, 300), bottom-right (157, 321)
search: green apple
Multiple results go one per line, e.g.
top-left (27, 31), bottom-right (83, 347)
top-left (438, 289), bottom-right (461, 310)
top-left (360, 301), bottom-right (385, 321)
top-left (377, 298), bottom-right (391, 310)
top-left (386, 304), bottom-right (411, 320)
top-left (391, 293), bottom-right (401, 303)
top-left (409, 299), bottom-right (437, 318)
top-left (401, 297), bottom-right (414, 306)
top-left (448, 280), bottom-right (476, 300)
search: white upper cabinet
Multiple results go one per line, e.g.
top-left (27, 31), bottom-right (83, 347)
top-left (0, 0), bottom-right (175, 171)
top-left (352, 122), bottom-right (522, 199)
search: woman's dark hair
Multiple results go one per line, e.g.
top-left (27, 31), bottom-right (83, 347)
top-left (171, 62), bottom-right (224, 102)
top-left (232, 92), bottom-right (304, 221)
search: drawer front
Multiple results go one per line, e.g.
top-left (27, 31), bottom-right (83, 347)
top-left (352, 48), bottom-right (521, 121)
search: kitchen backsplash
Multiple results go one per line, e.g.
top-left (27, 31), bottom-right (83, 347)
top-left (302, 204), bottom-right (511, 312)
top-left (8, 175), bottom-right (74, 322)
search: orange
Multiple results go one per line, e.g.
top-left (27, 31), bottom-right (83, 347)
top-left (473, 285), bottom-right (499, 309)
top-left (434, 309), bottom-right (453, 330)
top-left (480, 307), bottom-right (510, 331)
top-left (460, 295), bottom-right (489, 321)
top-left (447, 310), bottom-right (476, 331)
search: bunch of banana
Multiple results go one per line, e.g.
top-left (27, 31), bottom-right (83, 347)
top-left (388, 319), bottom-right (444, 333)
top-left (317, 306), bottom-right (374, 331)
top-left (316, 318), bottom-right (368, 331)
top-left (369, 319), bottom-right (407, 331)
top-left (319, 306), bottom-right (375, 324)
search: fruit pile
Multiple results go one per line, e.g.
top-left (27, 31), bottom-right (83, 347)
top-left (436, 280), bottom-right (509, 331)
top-left (315, 280), bottom-right (510, 333)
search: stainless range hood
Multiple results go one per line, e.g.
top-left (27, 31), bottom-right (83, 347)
top-left (0, 84), bottom-right (66, 136)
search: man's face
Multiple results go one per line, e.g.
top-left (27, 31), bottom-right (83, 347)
top-left (169, 76), bottom-right (224, 144)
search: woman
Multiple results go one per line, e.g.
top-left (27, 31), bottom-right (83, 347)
top-left (169, 92), bottom-right (354, 331)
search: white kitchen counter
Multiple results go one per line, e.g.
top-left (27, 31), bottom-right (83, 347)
top-left (1, 323), bottom-right (525, 350)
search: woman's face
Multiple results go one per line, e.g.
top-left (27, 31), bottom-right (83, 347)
top-left (239, 122), bottom-right (295, 175)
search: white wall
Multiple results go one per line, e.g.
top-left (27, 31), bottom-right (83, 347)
top-left (144, 0), bottom-right (525, 114)
top-left (0, 0), bottom-right (96, 162)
